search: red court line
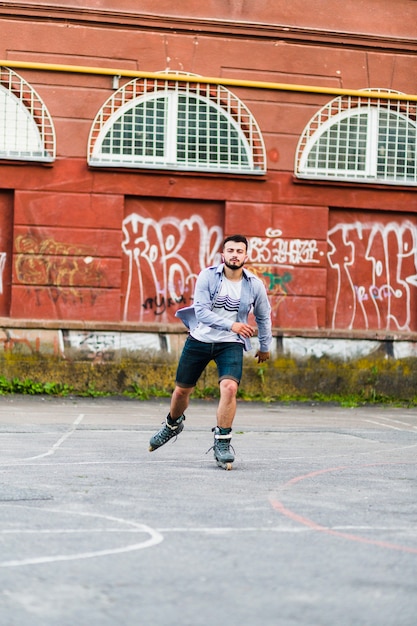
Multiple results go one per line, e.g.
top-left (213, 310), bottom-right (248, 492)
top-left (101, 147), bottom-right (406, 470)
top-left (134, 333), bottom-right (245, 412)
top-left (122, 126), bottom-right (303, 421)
top-left (269, 462), bottom-right (417, 555)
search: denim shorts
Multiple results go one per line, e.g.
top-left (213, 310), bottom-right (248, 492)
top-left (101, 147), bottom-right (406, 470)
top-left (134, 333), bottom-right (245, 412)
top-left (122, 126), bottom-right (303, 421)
top-left (175, 336), bottom-right (244, 388)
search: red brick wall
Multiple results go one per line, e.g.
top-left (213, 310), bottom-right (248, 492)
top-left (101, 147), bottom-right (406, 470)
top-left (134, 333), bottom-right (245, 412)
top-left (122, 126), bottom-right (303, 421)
top-left (0, 2), bottom-right (416, 335)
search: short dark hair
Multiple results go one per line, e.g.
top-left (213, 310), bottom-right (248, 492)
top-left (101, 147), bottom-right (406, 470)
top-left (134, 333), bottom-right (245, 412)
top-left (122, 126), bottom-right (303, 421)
top-left (222, 234), bottom-right (248, 250)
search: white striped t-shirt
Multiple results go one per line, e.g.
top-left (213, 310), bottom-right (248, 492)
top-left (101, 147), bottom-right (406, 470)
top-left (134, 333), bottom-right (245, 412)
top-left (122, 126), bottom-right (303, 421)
top-left (191, 277), bottom-right (243, 343)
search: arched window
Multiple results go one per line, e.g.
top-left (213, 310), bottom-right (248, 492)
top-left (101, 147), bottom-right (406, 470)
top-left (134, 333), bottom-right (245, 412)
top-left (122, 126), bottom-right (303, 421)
top-left (295, 90), bottom-right (416, 186)
top-left (0, 67), bottom-right (55, 162)
top-left (88, 73), bottom-right (265, 174)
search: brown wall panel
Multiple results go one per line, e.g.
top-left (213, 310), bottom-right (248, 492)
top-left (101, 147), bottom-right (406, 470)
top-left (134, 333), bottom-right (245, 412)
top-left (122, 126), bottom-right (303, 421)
top-left (265, 135), bottom-right (300, 172)
top-left (13, 226), bottom-right (122, 261)
top-left (10, 285), bottom-right (120, 321)
top-left (253, 101), bottom-right (315, 138)
top-left (251, 266), bottom-right (327, 298)
top-left (0, 161), bottom-right (93, 194)
top-left (278, 174), bottom-right (417, 212)
top-left (271, 295), bottom-right (327, 329)
top-left (91, 170), bottom-right (270, 203)
top-left (122, 196), bottom-right (224, 323)
top-left (270, 205), bottom-right (328, 240)
top-left (55, 119), bottom-right (94, 158)
top-left (14, 192), bottom-right (123, 230)
top-left (12, 254), bottom-right (121, 288)
top-left (326, 210), bottom-right (417, 332)
top-left (225, 203), bottom-right (273, 238)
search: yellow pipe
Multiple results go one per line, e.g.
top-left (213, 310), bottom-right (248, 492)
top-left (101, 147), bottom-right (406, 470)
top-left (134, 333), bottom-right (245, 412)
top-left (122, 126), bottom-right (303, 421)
top-left (1, 59), bottom-right (417, 102)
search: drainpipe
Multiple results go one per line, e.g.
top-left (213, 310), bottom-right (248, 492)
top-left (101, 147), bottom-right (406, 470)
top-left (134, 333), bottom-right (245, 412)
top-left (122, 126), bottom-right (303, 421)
top-left (1, 59), bottom-right (416, 102)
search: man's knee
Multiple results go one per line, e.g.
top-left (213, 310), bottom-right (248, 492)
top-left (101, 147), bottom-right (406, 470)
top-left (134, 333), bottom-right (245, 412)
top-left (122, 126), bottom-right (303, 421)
top-left (174, 385), bottom-right (194, 398)
top-left (219, 378), bottom-right (239, 398)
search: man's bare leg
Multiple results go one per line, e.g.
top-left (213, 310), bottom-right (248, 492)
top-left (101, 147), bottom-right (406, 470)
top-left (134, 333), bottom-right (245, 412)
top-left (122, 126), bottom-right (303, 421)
top-left (216, 379), bottom-right (238, 428)
top-left (170, 385), bottom-right (194, 419)
top-left (212, 378), bottom-right (237, 469)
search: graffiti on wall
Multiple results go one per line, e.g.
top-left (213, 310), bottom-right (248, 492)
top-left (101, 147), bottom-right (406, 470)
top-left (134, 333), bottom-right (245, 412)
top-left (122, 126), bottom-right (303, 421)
top-left (63, 330), bottom-right (168, 360)
top-left (8, 210), bottom-right (417, 333)
top-left (14, 233), bottom-right (105, 305)
top-left (121, 219), bottom-right (323, 324)
top-left (248, 227), bottom-right (320, 265)
top-left (120, 214), bottom-right (328, 326)
top-left (0, 328), bottom-right (63, 355)
top-left (259, 269), bottom-right (292, 293)
top-left (122, 212), bottom-right (223, 322)
top-left (247, 227), bottom-right (323, 320)
top-left (327, 219), bottom-right (417, 331)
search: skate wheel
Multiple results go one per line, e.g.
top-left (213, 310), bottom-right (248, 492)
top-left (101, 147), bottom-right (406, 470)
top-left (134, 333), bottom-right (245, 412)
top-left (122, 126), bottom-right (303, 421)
top-left (216, 460), bottom-right (233, 470)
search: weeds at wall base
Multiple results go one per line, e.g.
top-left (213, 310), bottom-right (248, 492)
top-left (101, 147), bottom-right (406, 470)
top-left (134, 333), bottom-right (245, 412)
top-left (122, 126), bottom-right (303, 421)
top-left (0, 353), bottom-right (416, 407)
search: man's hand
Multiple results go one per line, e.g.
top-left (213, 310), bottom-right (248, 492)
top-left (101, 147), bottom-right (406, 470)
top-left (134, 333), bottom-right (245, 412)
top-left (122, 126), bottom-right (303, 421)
top-left (231, 322), bottom-right (255, 339)
top-left (255, 350), bottom-right (270, 363)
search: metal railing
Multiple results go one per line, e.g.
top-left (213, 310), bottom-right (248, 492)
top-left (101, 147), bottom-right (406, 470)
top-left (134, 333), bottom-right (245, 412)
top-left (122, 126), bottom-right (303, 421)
top-left (88, 74), bottom-right (266, 174)
top-left (296, 90), bottom-right (417, 186)
top-left (0, 66), bottom-right (55, 162)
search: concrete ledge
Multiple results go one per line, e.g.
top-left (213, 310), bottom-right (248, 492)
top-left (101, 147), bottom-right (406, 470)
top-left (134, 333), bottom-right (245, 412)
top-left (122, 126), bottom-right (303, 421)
top-left (2, 318), bottom-right (417, 340)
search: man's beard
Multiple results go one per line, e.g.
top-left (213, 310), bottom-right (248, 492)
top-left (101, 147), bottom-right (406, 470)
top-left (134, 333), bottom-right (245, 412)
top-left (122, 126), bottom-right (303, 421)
top-left (224, 259), bottom-right (245, 270)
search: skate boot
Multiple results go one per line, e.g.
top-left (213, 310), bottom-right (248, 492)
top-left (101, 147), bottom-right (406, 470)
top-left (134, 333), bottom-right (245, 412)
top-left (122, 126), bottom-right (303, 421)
top-left (211, 426), bottom-right (235, 470)
top-left (149, 413), bottom-right (185, 451)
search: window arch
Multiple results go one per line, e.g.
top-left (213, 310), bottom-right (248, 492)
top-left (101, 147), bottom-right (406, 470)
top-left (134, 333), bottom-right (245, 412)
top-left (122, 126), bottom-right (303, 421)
top-left (88, 74), bottom-right (266, 174)
top-left (0, 67), bottom-right (55, 162)
top-left (295, 90), bottom-right (416, 186)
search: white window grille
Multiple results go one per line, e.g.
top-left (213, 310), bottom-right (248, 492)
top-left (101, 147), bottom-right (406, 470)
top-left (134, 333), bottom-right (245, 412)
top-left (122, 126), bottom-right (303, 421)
top-left (295, 90), bottom-right (416, 186)
top-left (0, 67), bottom-right (55, 162)
top-left (88, 73), bottom-right (266, 174)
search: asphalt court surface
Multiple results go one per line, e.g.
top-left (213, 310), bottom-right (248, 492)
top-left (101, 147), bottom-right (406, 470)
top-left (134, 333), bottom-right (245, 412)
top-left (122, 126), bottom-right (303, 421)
top-left (0, 395), bottom-right (416, 626)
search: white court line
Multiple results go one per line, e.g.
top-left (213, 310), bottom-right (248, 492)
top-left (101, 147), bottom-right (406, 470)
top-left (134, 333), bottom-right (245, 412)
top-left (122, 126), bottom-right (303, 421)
top-left (1, 523), bottom-right (414, 538)
top-left (364, 419), bottom-right (410, 431)
top-left (18, 413), bottom-right (85, 461)
top-left (1, 420), bottom-right (417, 467)
top-left (384, 418), bottom-right (417, 428)
top-left (365, 416), bottom-right (417, 430)
top-left (1, 438), bottom-right (417, 468)
top-left (157, 525), bottom-right (417, 533)
top-left (0, 528), bottom-right (158, 534)
top-left (0, 508), bottom-right (163, 568)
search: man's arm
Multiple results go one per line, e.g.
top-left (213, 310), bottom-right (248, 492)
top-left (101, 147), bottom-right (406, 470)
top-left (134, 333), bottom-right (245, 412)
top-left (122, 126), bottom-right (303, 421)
top-left (252, 279), bottom-right (273, 353)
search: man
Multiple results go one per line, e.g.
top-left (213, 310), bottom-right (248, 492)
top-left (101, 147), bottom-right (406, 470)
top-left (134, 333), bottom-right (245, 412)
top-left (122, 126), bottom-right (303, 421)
top-left (149, 234), bottom-right (272, 470)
